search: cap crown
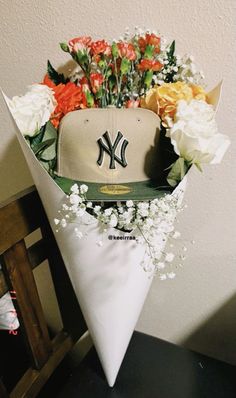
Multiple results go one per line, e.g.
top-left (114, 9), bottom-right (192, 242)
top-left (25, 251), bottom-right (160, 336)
top-left (57, 108), bottom-right (161, 183)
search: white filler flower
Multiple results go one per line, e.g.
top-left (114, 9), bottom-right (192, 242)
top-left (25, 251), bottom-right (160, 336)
top-left (167, 99), bottom-right (230, 166)
top-left (8, 84), bottom-right (56, 136)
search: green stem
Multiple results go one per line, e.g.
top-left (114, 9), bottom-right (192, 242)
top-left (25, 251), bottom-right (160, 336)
top-left (114, 58), bottom-right (121, 107)
top-left (137, 226), bottom-right (153, 259)
top-left (130, 61), bottom-right (134, 100)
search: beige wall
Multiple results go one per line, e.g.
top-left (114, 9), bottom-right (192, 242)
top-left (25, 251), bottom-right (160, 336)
top-left (0, 0), bottom-right (236, 364)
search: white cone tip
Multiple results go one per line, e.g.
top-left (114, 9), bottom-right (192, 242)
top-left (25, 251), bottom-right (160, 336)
top-left (207, 80), bottom-right (223, 111)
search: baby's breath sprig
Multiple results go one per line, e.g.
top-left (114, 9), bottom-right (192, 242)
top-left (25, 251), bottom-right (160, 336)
top-left (54, 184), bottom-right (184, 279)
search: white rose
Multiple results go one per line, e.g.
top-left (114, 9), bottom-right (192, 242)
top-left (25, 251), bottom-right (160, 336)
top-left (8, 84), bottom-right (56, 136)
top-left (167, 100), bottom-right (230, 165)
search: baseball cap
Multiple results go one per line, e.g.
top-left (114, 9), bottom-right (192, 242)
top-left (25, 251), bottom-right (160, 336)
top-left (55, 107), bottom-right (168, 201)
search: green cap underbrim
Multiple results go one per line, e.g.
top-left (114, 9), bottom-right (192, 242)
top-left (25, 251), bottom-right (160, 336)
top-left (54, 175), bottom-right (172, 201)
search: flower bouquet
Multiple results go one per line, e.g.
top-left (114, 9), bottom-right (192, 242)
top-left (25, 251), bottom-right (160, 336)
top-left (2, 28), bottom-right (230, 386)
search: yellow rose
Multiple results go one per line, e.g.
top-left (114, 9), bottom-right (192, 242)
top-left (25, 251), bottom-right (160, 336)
top-left (141, 82), bottom-right (207, 126)
top-left (140, 87), bottom-right (159, 113)
top-left (190, 84), bottom-right (207, 101)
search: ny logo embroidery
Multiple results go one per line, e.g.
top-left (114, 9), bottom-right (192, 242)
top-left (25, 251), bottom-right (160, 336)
top-left (97, 131), bottom-right (128, 169)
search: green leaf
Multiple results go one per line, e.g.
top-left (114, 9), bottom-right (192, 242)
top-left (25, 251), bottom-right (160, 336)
top-left (168, 40), bottom-right (175, 59)
top-left (85, 91), bottom-right (95, 107)
top-left (194, 162), bottom-right (203, 172)
top-left (48, 158), bottom-right (57, 175)
top-left (77, 52), bottom-right (89, 66)
top-left (32, 138), bottom-right (55, 156)
top-left (60, 42), bottom-right (69, 53)
top-left (40, 121), bottom-right (57, 161)
top-left (112, 43), bottom-right (119, 58)
top-left (108, 75), bottom-right (116, 93)
top-left (144, 70), bottom-right (153, 88)
top-left (120, 58), bottom-right (131, 75)
top-left (95, 87), bottom-right (103, 100)
top-left (54, 175), bottom-right (76, 194)
top-left (98, 59), bottom-right (106, 69)
top-left (40, 158), bottom-right (57, 176)
top-left (167, 157), bottom-right (188, 187)
top-left (144, 45), bottom-right (154, 60)
top-left (39, 160), bottom-right (50, 172)
top-left (106, 68), bottom-right (113, 78)
top-left (30, 125), bottom-right (45, 149)
top-left (47, 60), bottom-right (68, 85)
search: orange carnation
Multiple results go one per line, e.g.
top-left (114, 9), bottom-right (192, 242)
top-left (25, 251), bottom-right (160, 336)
top-left (138, 59), bottom-right (163, 72)
top-left (90, 40), bottom-right (111, 56)
top-left (43, 75), bottom-right (87, 128)
top-left (126, 99), bottom-right (140, 108)
top-left (43, 74), bottom-right (56, 89)
top-left (68, 36), bottom-right (92, 53)
top-left (138, 34), bottom-right (161, 54)
top-left (117, 42), bottom-right (136, 61)
top-left (90, 73), bottom-right (104, 94)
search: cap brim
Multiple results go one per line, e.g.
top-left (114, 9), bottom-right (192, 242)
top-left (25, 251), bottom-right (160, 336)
top-left (54, 176), bottom-right (171, 201)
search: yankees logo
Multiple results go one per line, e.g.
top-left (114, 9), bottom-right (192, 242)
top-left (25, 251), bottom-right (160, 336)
top-left (97, 131), bottom-right (129, 169)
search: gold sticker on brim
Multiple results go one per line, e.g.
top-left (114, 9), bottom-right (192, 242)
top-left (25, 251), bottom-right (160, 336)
top-left (99, 185), bottom-right (133, 195)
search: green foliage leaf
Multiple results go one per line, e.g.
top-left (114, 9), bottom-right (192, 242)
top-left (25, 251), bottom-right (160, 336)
top-left (77, 52), bottom-right (89, 66)
top-left (112, 43), bottom-right (119, 58)
top-left (194, 162), bottom-right (203, 172)
top-left (60, 42), bottom-right (69, 53)
top-left (144, 45), bottom-right (154, 60)
top-left (95, 87), bottom-right (103, 100)
top-left (39, 160), bottom-right (50, 172)
top-left (54, 175), bottom-right (75, 194)
top-left (85, 91), bottom-right (95, 107)
top-left (30, 121), bottom-right (57, 160)
top-left (32, 138), bottom-right (55, 156)
top-left (168, 40), bottom-right (175, 59)
top-left (40, 158), bottom-right (57, 176)
top-left (167, 157), bottom-right (188, 187)
top-left (29, 125), bottom-right (45, 149)
top-left (40, 121), bottom-right (57, 161)
top-left (120, 58), bottom-right (131, 75)
top-left (47, 60), bottom-right (68, 85)
top-left (98, 59), bottom-right (106, 69)
top-left (106, 67), bottom-right (113, 78)
top-left (144, 70), bottom-right (153, 88)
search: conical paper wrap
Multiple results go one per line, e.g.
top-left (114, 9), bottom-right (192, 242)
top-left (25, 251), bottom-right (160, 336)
top-left (3, 93), bottom-right (187, 386)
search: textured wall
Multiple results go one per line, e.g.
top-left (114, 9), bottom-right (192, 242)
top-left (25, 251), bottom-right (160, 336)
top-left (0, 0), bottom-right (236, 364)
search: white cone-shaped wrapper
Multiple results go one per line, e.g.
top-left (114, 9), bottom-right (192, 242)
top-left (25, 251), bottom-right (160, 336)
top-left (207, 80), bottom-right (222, 112)
top-left (2, 81), bottom-right (223, 384)
top-left (3, 92), bottom-right (187, 386)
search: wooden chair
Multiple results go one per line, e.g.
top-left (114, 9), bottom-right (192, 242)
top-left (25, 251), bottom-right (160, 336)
top-left (0, 186), bottom-right (87, 398)
top-left (1, 186), bottom-right (236, 398)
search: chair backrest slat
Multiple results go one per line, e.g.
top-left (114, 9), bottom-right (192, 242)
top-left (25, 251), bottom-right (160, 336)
top-left (27, 239), bottom-right (48, 270)
top-left (2, 240), bottom-right (52, 369)
top-left (0, 238), bottom-right (48, 299)
top-left (0, 188), bottom-right (45, 255)
top-left (0, 186), bottom-right (87, 397)
top-left (0, 270), bottom-right (8, 298)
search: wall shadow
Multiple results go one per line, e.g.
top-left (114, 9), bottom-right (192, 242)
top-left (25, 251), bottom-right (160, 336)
top-left (0, 135), bottom-right (32, 201)
top-left (180, 293), bottom-right (236, 365)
